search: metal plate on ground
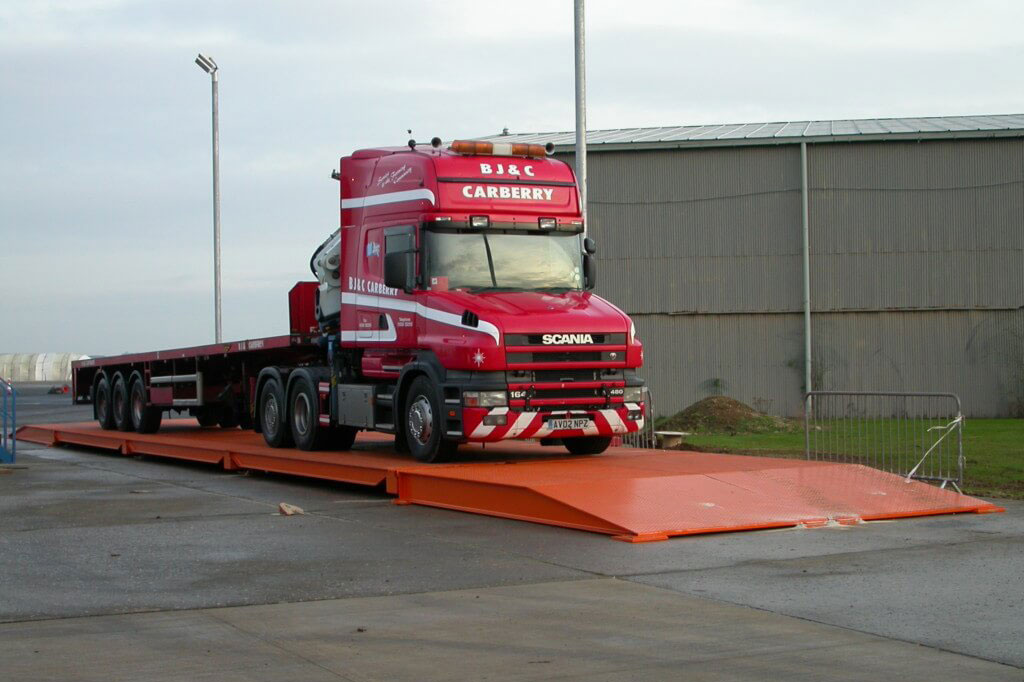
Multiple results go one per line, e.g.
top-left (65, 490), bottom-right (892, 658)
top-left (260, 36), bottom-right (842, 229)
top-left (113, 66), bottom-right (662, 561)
top-left (17, 420), bottom-right (1003, 542)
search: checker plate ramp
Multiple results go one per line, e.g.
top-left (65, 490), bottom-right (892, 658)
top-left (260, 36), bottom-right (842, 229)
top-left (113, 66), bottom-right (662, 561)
top-left (17, 420), bottom-right (1003, 542)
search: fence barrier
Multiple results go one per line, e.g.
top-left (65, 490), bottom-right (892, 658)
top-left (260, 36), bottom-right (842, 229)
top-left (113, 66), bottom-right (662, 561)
top-left (804, 391), bottom-right (963, 490)
top-left (1, 378), bottom-right (15, 464)
top-left (622, 389), bottom-right (657, 449)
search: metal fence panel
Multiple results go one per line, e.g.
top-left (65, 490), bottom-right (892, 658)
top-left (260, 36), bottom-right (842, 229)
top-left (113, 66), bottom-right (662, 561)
top-left (1, 378), bottom-right (15, 464)
top-left (621, 390), bottom-right (657, 449)
top-left (804, 391), bottom-right (963, 489)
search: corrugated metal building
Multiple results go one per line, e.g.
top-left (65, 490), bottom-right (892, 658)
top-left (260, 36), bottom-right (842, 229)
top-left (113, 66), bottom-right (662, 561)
top-left (483, 115), bottom-right (1024, 417)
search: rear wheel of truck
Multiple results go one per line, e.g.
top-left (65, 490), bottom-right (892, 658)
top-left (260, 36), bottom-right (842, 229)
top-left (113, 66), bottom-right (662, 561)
top-left (289, 375), bottom-right (327, 451)
top-left (129, 376), bottom-right (162, 434)
top-left (95, 375), bottom-right (115, 430)
top-left (404, 376), bottom-right (457, 463)
top-left (111, 373), bottom-right (133, 432)
top-left (259, 378), bottom-right (293, 448)
top-left (563, 435), bottom-right (612, 455)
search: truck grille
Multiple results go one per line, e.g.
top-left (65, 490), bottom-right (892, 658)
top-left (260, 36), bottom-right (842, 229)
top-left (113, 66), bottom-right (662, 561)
top-left (504, 333), bottom-right (626, 346)
top-left (505, 333), bottom-right (628, 406)
top-left (506, 331), bottom-right (627, 369)
top-left (506, 351), bottom-right (609, 364)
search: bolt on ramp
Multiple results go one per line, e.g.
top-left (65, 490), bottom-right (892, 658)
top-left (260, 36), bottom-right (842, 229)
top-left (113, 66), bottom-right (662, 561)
top-left (17, 421), bottom-right (1002, 542)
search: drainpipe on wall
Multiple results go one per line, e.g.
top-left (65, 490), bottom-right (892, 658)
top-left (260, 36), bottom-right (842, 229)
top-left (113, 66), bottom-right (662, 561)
top-left (801, 141), bottom-right (812, 398)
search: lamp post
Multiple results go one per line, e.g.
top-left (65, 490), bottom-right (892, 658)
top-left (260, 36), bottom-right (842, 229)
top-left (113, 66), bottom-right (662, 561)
top-left (574, 0), bottom-right (587, 232)
top-left (195, 53), bottom-right (222, 344)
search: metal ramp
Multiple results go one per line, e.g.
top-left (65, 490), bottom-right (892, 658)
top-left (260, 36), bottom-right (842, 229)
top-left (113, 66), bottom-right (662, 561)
top-left (17, 420), bottom-right (1003, 542)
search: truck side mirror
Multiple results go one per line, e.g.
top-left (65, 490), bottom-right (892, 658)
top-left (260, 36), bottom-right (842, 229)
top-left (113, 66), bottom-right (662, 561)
top-left (384, 251), bottom-right (414, 293)
top-left (583, 237), bottom-right (597, 255)
top-left (583, 253), bottom-right (596, 290)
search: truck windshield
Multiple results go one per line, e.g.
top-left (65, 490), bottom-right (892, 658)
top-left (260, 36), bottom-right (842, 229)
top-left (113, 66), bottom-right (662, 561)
top-left (424, 230), bottom-right (583, 292)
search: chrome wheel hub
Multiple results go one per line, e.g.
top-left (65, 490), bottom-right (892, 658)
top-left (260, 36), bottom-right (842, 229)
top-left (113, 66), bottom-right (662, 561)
top-left (264, 395), bottom-right (279, 433)
top-left (408, 396), bottom-right (433, 446)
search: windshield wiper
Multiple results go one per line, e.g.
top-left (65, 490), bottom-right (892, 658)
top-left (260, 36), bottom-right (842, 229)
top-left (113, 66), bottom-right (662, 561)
top-left (464, 286), bottom-right (520, 293)
top-left (481, 233), bottom-right (498, 287)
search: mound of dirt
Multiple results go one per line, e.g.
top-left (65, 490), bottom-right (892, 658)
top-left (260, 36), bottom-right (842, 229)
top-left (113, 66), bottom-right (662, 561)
top-left (656, 396), bottom-right (795, 434)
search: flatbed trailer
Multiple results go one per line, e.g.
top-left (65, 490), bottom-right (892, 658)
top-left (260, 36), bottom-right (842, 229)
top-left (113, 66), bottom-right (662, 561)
top-left (72, 327), bottom-right (321, 432)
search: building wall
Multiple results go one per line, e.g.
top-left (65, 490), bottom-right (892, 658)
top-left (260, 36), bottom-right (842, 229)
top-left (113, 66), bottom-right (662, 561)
top-left (0, 354), bottom-right (89, 383)
top-left (568, 137), bottom-right (1024, 417)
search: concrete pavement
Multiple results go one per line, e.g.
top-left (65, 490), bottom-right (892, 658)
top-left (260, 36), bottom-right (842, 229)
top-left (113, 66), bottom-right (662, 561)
top-left (1, 388), bottom-right (1021, 680)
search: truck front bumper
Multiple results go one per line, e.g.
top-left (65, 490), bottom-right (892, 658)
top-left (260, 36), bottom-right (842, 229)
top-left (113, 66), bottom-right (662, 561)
top-left (462, 402), bottom-right (645, 442)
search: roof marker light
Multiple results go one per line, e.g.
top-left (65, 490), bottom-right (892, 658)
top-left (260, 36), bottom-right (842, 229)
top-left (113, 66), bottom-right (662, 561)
top-left (450, 140), bottom-right (553, 158)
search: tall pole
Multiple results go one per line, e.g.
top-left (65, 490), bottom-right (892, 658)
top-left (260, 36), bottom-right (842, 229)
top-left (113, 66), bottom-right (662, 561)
top-left (801, 142), bottom-right (812, 397)
top-left (574, 0), bottom-right (587, 231)
top-left (197, 54), bottom-right (222, 344)
top-left (210, 68), bottom-right (222, 344)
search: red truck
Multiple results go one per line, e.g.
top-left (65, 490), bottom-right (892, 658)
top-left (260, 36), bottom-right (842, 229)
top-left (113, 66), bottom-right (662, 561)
top-left (73, 139), bottom-right (646, 462)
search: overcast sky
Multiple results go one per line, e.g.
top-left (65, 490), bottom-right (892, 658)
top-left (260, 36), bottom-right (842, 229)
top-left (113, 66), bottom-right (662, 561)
top-left (3, 0), bottom-right (1023, 355)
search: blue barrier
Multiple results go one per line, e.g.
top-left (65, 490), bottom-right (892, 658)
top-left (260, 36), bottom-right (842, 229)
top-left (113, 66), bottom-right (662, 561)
top-left (1, 378), bottom-right (15, 463)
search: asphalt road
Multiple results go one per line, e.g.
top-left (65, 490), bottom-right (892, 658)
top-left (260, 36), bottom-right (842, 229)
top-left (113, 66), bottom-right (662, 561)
top-left (1, 385), bottom-right (1021, 681)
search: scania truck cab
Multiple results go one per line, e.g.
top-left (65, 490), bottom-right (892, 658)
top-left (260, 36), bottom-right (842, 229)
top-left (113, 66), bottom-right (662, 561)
top-left (309, 139), bottom-right (646, 461)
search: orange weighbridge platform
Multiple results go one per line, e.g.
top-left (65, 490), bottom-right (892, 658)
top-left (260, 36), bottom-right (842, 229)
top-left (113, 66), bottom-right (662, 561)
top-left (16, 420), bottom-right (1003, 543)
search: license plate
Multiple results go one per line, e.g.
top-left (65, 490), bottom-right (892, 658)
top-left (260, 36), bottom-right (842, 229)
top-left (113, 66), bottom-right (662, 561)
top-left (547, 418), bottom-right (592, 431)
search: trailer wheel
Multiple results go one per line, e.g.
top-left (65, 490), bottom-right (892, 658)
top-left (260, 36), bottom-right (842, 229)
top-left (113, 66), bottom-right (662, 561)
top-left (563, 436), bottom-right (612, 455)
top-left (404, 376), bottom-right (457, 463)
top-left (129, 377), bottom-right (162, 434)
top-left (289, 375), bottom-right (327, 451)
top-left (259, 378), bottom-right (293, 448)
top-left (111, 373), bottom-right (133, 432)
top-left (95, 375), bottom-right (115, 430)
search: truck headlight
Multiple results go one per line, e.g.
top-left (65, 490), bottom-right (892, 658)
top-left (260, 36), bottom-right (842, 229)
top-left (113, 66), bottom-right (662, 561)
top-left (623, 386), bottom-right (644, 403)
top-left (463, 390), bottom-right (507, 407)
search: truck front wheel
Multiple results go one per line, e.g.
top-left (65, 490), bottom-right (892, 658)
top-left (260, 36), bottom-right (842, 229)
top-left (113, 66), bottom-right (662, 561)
top-left (259, 378), bottom-right (293, 448)
top-left (563, 436), bottom-right (612, 455)
top-left (404, 376), bottom-right (457, 463)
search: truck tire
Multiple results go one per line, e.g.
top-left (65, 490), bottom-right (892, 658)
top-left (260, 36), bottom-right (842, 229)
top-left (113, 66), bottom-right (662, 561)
top-left (129, 377), bottom-right (162, 434)
top-left (111, 372), bottom-right (133, 432)
top-left (95, 375), bottom-right (115, 430)
top-left (259, 378), bottom-right (293, 448)
top-left (289, 375), bottom-right (327, 451)
top-left (563, 435), bottom-right (612, 456)
top-left (404, 376), bottom-right (457, 463)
